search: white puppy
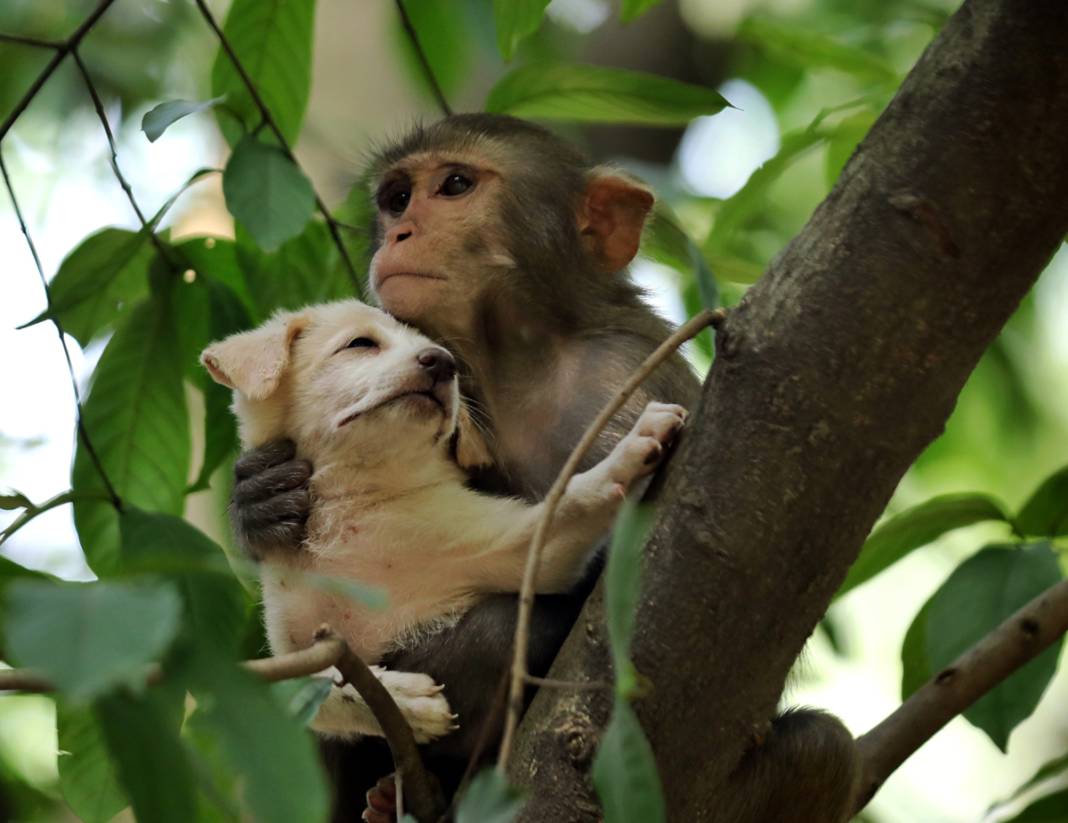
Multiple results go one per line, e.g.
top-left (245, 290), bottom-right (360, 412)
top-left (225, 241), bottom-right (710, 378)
top-left (201, 299), bottom-right (685, 743)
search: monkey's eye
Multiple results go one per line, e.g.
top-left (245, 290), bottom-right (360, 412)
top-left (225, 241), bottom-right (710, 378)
top-left (439, 173), bottom-right (474, 197)
top-left (345, 337), bottom-right (379, 350)
top-left (385, 188), bottom-right (410, 216)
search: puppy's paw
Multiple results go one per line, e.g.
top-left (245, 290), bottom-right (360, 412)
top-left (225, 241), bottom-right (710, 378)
top-left (606, 402), bottom-right (687, 489)
top-left (377, 670), bottom-right (457, 743)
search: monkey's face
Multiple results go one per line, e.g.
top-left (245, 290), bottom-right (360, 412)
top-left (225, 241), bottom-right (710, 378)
top-left (368, 151), bottom-right (517, 336)
top-left (202, 300), bottom-right (462, 457)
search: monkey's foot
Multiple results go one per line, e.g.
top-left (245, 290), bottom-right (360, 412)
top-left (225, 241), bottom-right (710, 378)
top-left (363, 774), bottom-right (397, 823)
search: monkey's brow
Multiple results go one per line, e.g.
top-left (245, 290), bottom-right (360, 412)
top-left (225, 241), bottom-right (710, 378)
top-left (385, 156), bottom-right (489, 178)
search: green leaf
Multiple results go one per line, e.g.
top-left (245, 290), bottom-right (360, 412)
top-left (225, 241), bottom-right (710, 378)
top-left (95, 688), bottom-right (196, 823)
top-left (269, 677), bottom-right (333, 727)
top-left (223, 136), bottom-right (316, 251)
top-left (605, 501), bottom-right (656, 697)
top-left (486, 63), bottom-right (731, 125)
top-left (705, 127), bottom-right (826, 257)
top-left (210, 0), bottom-right (316, 146)
top-left (72, 284), bottom-right (190, 576)
top-left (174, 236), bottom-right (256, 315)
top-left (1003, 789), bottom-right (1068, 823)
top-left (4, 579), bottom-right (182, 700)
top-left (298, 571), bottom-right (389, 611)
top-left (142, 98), bottom-right (224, 142)
top-left (0, 491), bottom-right (33, 510)
top-left (824, 110), bottom-right (876, 188)
top-left (492, 0), bottom-right (551, 60)
top-left (56, 702), bottom-right (128, 823)
top-left (182, 648), bottom-right (329, 823)
top-left (620, 0), bottom-right (664, 23)
top-left (704, 253), bottom-right (764, 285)
top-left (456, 768), bottom-right (525, 823)
top-left (642, 206), bottom-right (720, 310)
top-left (737, 17), bottom-right (897, 84)
top-left (925, 544), bottom-right (1064, 751)
top-left (119, 508), bottom-right (248, 654)
top-left (992, 751), bottom-right (1068, 814)
top-left (591, 698), bottom-right (666, 823)
top-left (900, 597), bottom-right (933, 700)
top-left (235, 219), bottom-right (360, 316)
top-left (21, 228), bottom-right (153, 347)
top-left (1016, 465), bottom-right (1068, 537)
top-left (168, 267), bottom-right (251, 492)
top-left (837, 493), bottom-right (1010, 600)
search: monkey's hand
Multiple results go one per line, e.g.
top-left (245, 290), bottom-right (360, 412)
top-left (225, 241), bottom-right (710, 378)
top-left (593, 401), bottom-right (687, 496)
top-left (230, 439), bottom-right (312, 560)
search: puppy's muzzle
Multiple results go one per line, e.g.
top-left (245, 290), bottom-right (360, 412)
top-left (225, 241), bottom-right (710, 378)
top-left (417, 347), bottom-right (456, 384)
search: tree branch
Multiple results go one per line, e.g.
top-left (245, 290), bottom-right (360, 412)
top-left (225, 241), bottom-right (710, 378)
top-left (0, 33), bottom-right (63, 50)
top-left (394, 0), bottom-right (452, 117)
top-left (191, 0), bottom-right (364, 298)
top-left (0, 0), bottom-right (118, 142)
top-left (0, 151), bottom-right (122, 509)
top-left (854, 578), bottom-right (1068, 811)
top-left (509, 1), bottom-right (1068, 818)
top-left (70, 50), bottom-right (179, 270)
top-left (497, 308), bottom-right (721, 771)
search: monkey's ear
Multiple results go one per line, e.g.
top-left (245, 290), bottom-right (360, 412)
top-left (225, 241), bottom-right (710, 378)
top-left (200, 312), bottom-right (306, 401)
top-left (454, 402), bottom-right (494, 471)
top-left (578, 169), bottom-right (655, 273)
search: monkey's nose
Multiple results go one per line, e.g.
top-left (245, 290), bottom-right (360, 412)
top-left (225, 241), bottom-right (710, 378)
top-left (416, 347), bottom-right (456, 383)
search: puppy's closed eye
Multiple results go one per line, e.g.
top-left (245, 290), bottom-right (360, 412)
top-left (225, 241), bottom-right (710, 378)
top-left (338, 337), bottom-right (379, 353)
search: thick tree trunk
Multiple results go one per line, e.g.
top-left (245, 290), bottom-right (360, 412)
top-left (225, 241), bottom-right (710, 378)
top-left (508, 1), bottom-right (1068, 819)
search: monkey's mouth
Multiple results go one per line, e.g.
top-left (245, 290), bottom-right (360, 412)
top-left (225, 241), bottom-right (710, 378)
top-left (374, 270), bottom-right (448, 291)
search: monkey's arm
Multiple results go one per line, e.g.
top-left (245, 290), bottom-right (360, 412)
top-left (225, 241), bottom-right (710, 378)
top-left (229, 440), bottom-right (312, 559)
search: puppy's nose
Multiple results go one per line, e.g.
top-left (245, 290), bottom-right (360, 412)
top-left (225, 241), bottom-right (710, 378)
top-left (417, 347), bottom-right (456, 383)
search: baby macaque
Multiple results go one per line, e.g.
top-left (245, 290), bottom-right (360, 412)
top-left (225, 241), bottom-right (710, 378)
top-left (202, 300), bottom-right (685, 744)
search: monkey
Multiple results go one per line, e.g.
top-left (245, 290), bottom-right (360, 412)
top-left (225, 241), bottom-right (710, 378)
top-left (230, 113), bottom-right (859, 822)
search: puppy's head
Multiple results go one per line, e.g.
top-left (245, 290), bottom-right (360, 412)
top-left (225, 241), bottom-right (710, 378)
top-left (201, 300), bottom-right (488, 464)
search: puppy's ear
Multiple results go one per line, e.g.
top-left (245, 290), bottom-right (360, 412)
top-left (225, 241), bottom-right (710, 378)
top-left (455, 403), bottom-right (494, 471)
top-left (201, 312), bottom-right (306, 400)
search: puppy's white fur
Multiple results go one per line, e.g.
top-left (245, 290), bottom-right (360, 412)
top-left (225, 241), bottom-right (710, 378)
top-left (202, 299), bottom-right (685, 743)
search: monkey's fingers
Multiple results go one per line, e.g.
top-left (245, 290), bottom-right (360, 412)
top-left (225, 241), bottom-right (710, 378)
top-left (233, 459), bottom-right (313, 504)
top-left (234, 439), bottom-right (299, 481)
top-left (363, 775), bottom-right (397, 823)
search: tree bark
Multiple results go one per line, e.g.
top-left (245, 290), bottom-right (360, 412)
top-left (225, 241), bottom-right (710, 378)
top-left (508, 1), bottom-right (1068, 819)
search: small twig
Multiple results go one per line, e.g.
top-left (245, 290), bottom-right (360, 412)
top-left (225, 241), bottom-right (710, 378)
top-left (523, 674), bottom-right (613, 692)
top-left (0, 0), bottom-right (119, 142)
top-left (0, 32), bottom-right (64, 50)
top-left (191, 0), bottom-right (364, 298)
top-left (853, 577), bottom-right (1068, 813)
top-left (394, 0), bottom-right (452, 117)
top-left (0, 150), bottom-right (121, 509)
top-left (70, 50), bottom-right (178, 269)
top-left (0, 634), bottom-right (344, 694)
top-left (496, 308), bottom-right (721, 772)
top-left (316, 627), bottom-right (443, 822)
top-left (0, 489), bottom-right (112, 546)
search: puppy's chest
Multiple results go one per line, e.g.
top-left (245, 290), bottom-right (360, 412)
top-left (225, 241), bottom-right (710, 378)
top-left (261, 517), bottom-right (474, 662)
